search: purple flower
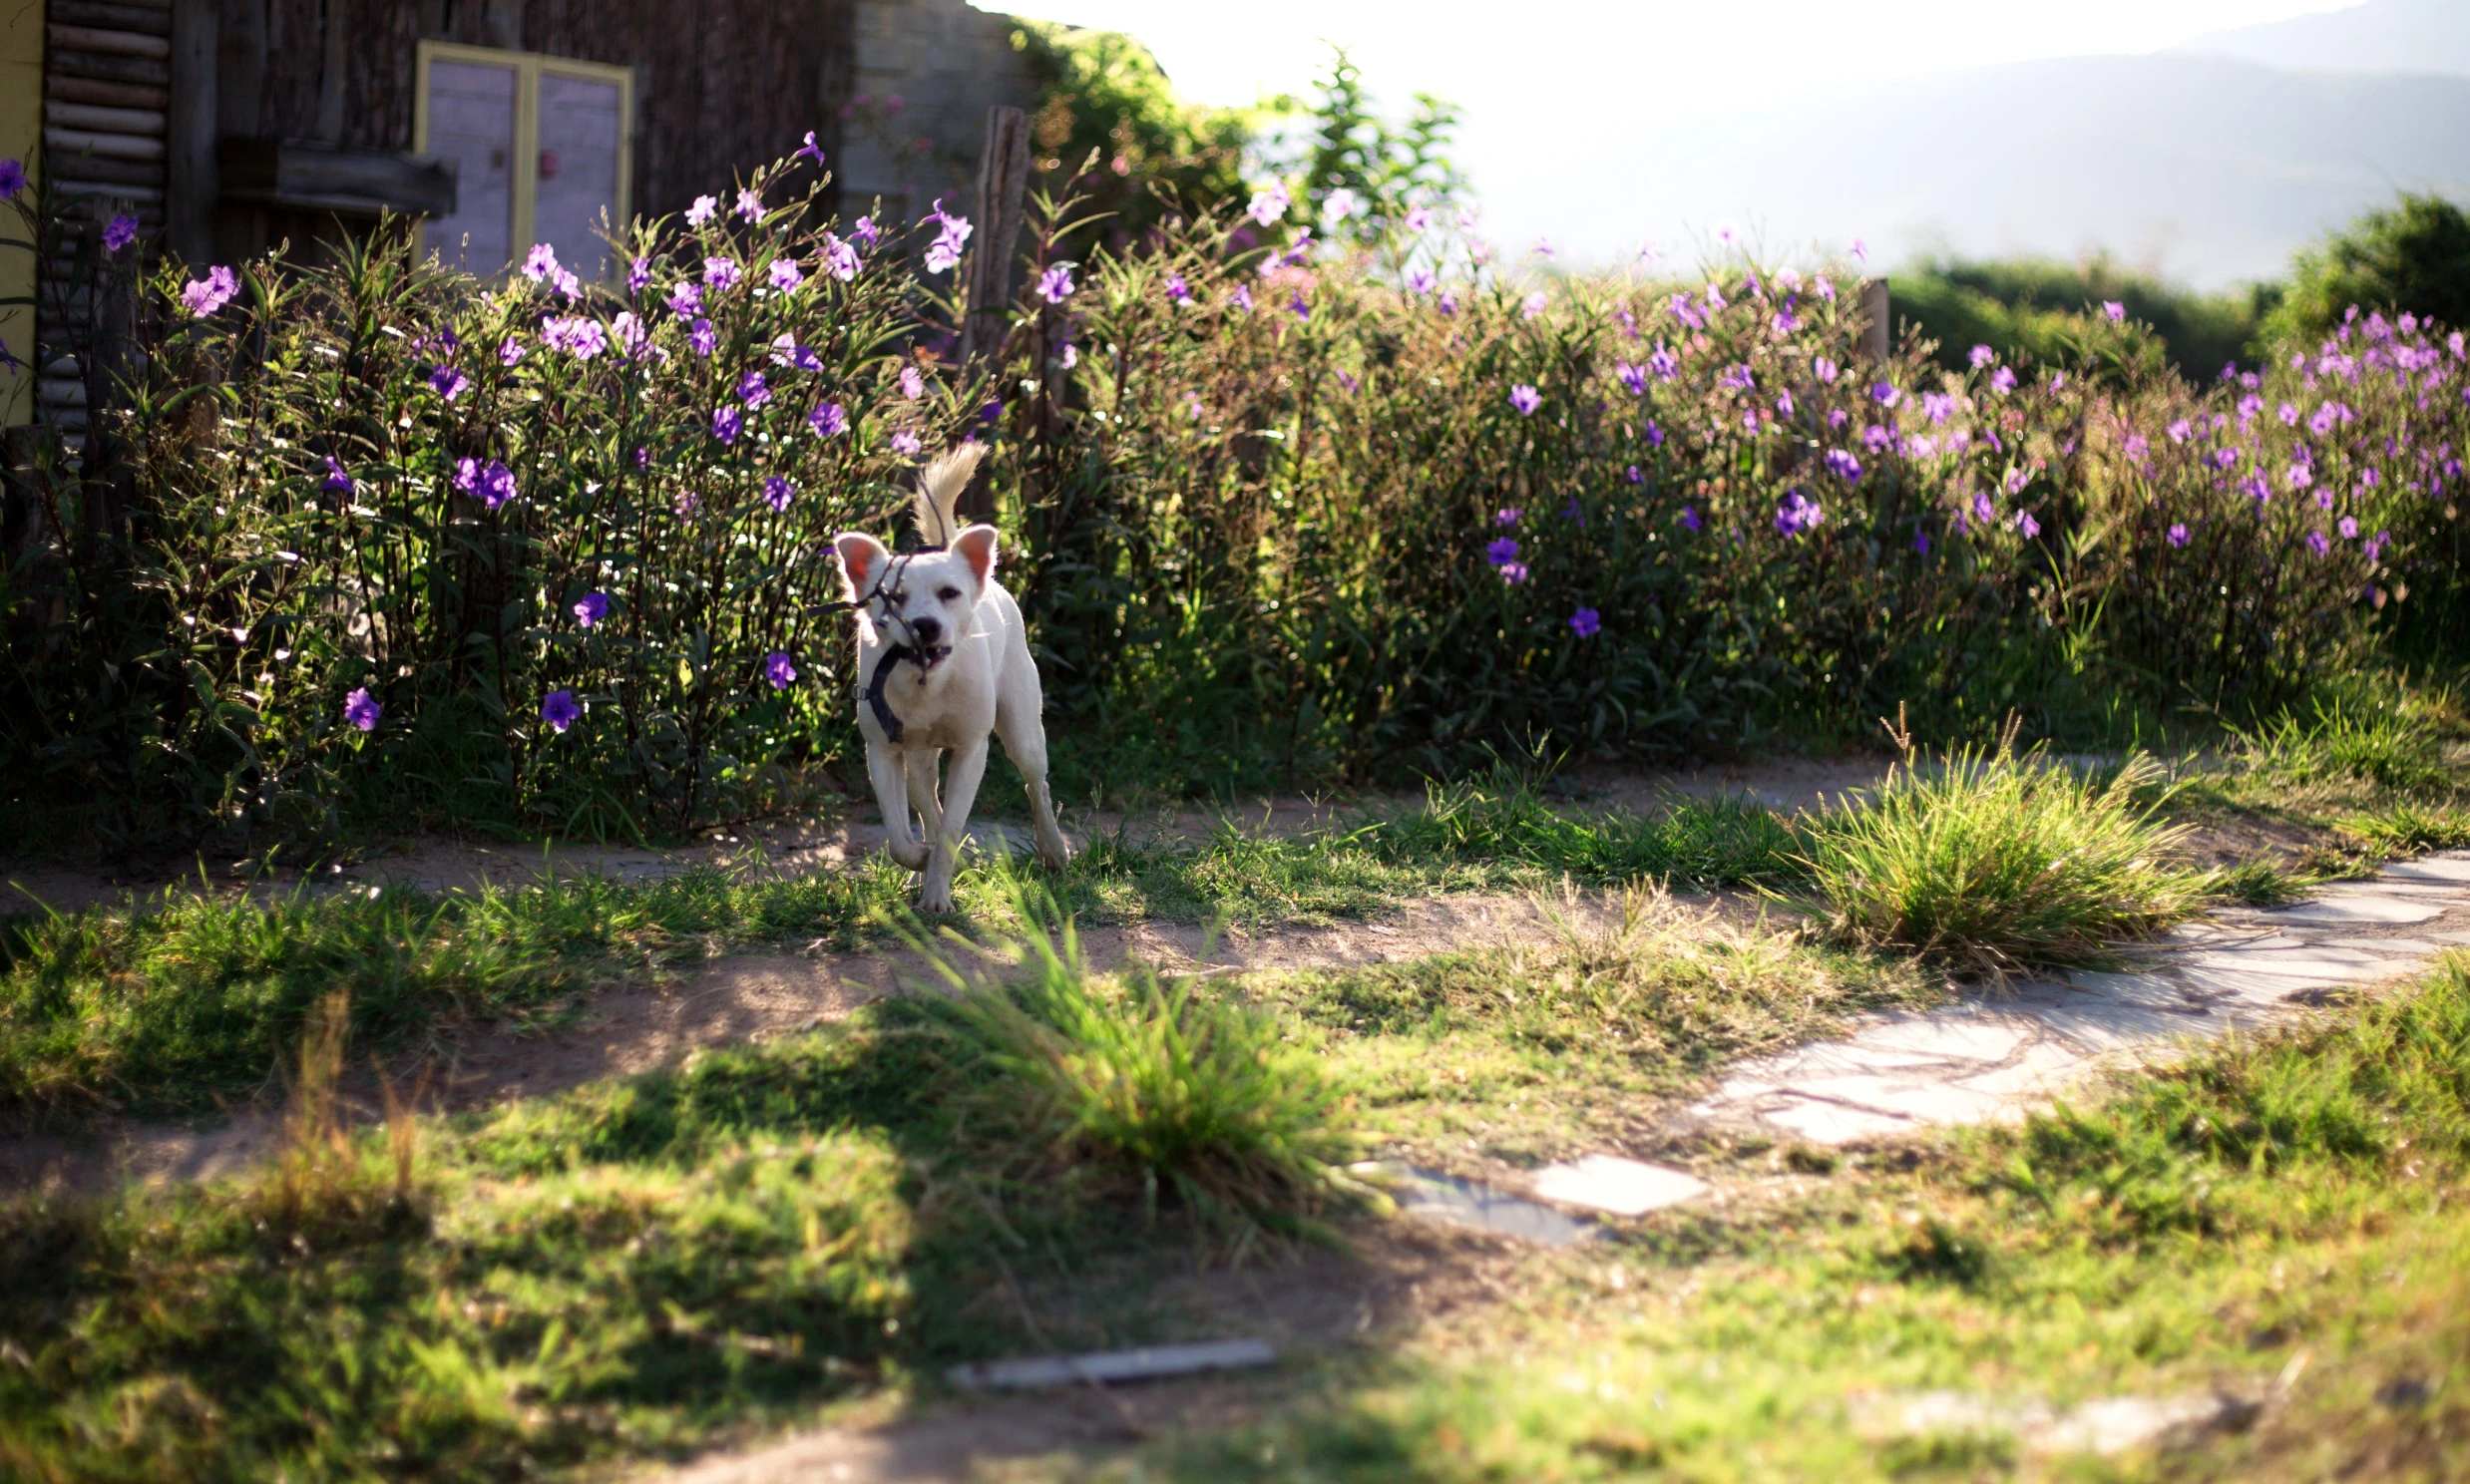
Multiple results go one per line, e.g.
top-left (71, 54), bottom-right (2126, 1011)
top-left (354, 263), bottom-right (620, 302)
top-left (810, 402), bottom-right (847, 437)
top-left (1870, 381), bottom-right (1901, 408)
top-left (1247, 182), bottom-right (1290, 227)
top-left (612, 311), bottom-right (646, 354)
top-left (1231, 284), bottom-right (1254, 312)
top-left (574, 591), bottom-right (610, 627)
top-left (1498, 560), bottom-right (1529, 584)
top-left (1288, 289), bottom-right (1311, 321)
top-left (1913, 532), bottom-right (1931, 554)
top-left (668, 281), bottom-right (703, 317)
top-left (1921, 391), bottom-right (1955, 425)
top-left (1165, 272), bottom-right (1192, 304)
top-left (796, 130), bottom-right (827, 166)
top-left (628, 255), bottom-right (651, 293)
top-left (1561, 495), bottom-right (1586, 525)
top-left (1644, 422), bottom-right (1666, 446)
top-left (739, 371), bottom-right (771, 408)
top-left (1825, 448), bottom-right (1863, 482)
top-left (181, 265), bottom-right (240, 317)
top-left (522, 243), bottom-right (562, 283)
top-left (1862, 424), bottom-right (1894, 453)
top-left (765, 476), bottom-right (795, 513)
top-left (2337, 515), bottom-right (2359, 540)
top-left (1626, 464), bottom-right (1643, 483)
top-left (541, 689), bottom-right (583, 733)
top-left (2167, 523), bottom-right (2190, 548)
top-left (1648, 345), bottom-right (1680, 380)
top-left (704, 256), bottom-right (741, 291)
top-left (343, 687), bottom-right (381, 732)
top-left (1522, 290), bottom-right (1549, 319)
top-left (690, 319), bottom-right (717, 357)
top-left (852, 216), bottom-right (880, 250)
top-left (900, 365), bottom-right (926, 400)
top-left (0, 159), bottom-right (25, 200)
top-left (2306, 531), bottom-right (2331, 556)
top-left (1813, 355), bottom-right (1840, 384)
top-left (1968, 344), bottom-right (1995, 369)
top-left (1407, 268), bottom-right (1437, 295)
top-left (2102, 300), bottom-right (2125, 323)
top-left (1775, 391), bottom-right (1796, 417)
top-left (1774, 490), bottom-right (1825, 538)
top-left (685, 194), bottom-right (717, 225)
top-left (2212, 446), bottom-right (2241, 470)
top-left (767, 256), bottom-right (805, 292)
top-left (1616, 362), bottom-right (1647, 395)
top-left (1486, 536), bottom-right (1520, 566)
top-left (765, 651), bottom-right (798, 689)
top-left (430, 365), bottom-right (467, 401)
top-left (103, 213), bottom-right (138, 253)
top-left (1680, 506), bottom-right (1702, 533)
top-left (1038, 264), bottom-right (1075, 303)
top-left (712, 406), bottom-right (742, 445)
top-left (321, 455), bottom-right (352, 494)
top-left (500, 335), bottom-right (526, 366)
top-left (1989, 366), bottom-right (2017, 394)
top-left (923, 199), bottom-right (973, 274)
top-left (1495, 508), bottom-right (1522, 526)
top-left (475, 460), bottom-right (516, 510)
top-left (1828, 409), bottom-right (1849, 430)
top-left (1567, 607), bottom-right (1601, 637)
top-left (1973, 493), bottom-right (1996, 523)
top-left (542, 315), bottom-right (607, 359)
top-left (1508, 384), bottom-right (1541, 416)
top-left (890, 429), bottom-right (922, 456)
top-left (2014, 510), bottom-right (2040, 539)
top-left (735, 187), bottom-right (764, 222)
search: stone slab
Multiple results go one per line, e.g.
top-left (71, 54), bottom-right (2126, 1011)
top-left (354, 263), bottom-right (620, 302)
top-left (1388, 1166), bottom-right (1591, 1246)
top-left (1529, 1155), bottom-right (1708, 1216)
top-left (2381, 855), bottom-right (2470, 884)
top-left (947, 1337), bottom-right (1277, 1390)
top-left (2254, 897), bottom-right (2448, 926)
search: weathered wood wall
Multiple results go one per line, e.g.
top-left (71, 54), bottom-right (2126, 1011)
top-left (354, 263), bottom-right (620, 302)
top-left (220, 0), bottom-right (854, 222)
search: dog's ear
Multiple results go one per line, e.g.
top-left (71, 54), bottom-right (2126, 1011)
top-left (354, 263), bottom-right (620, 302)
top-left (833, 533), bottom-right (891, 600)
top-left (951, 524), bottom-right (999, 586)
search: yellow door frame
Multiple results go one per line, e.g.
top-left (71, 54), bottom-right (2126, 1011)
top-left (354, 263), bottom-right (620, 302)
top-left (412, 39), bottom-right (634, 275)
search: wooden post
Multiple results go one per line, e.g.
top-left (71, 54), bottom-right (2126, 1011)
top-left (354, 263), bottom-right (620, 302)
top-left (958, 107), bottom-right (1031, 523)
top-left (960, 106), bottom-right (1031, 367)
top-left (168, 0), bottom-right (220, 265)
top-left (1858, 277), bottom-right (1890, 363)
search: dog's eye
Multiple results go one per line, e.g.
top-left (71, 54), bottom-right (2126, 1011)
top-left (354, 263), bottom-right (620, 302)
top-left (937, 586), bottom-right (962, 602)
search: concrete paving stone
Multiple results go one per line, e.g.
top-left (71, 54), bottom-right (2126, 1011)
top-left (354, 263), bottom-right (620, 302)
top-left (2314, 882), bottom-right (2467, 901)
top-left (2176, 965), bottom-right (2359, 1002)
top-left (2063, 970), bottom-right (2205, 1006)
top-left (2380, 855), bottom-right (2470, 884)
top-left (1386, 1166), bottom-right (1592, 1246)
top-left (947, 1338), bottom-right (1278, 1390)
top-left (2255, 897), bottom-right (2449, 927)
top-left (2427, 930), bottom-right (2470, 945)
top-left (1528, 1155), bottom-right (1709, 1216)
top-left (2180, 950), bottom-right (2423, 979)
top-left (1748, 1096), bottom-right (1925, 1146)
top-left (1767, 1073), bottom-right (2015, 1126)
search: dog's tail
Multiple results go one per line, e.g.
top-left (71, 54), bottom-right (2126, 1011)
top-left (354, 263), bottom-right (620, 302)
top-left (911, 443), bottom-right (987, 548)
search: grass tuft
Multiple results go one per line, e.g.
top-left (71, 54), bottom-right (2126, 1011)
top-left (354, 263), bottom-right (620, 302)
top-left (1799, 748), bottom-right (2211, 973)
top-left (2234, 697), bottom-right (2453, 793)
top-left (919, 906), bottom-right (1375, 1237)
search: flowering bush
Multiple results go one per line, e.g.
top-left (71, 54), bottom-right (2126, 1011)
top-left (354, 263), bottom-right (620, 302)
top-left (1, 165), bottom-right (977, 845)
top-left (3, 146), bottom-right (2463, 846)
top-left (990, 212), bottom-right (2466, 779)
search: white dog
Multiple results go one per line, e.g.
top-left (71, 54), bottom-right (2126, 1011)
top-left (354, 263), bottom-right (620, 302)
top-left (831, 444), bottom-right (1069, 912)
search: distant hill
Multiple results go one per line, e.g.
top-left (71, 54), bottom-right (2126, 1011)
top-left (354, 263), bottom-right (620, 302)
top-left (2167, 0), bottom-right (2470, 77)
top-left (1497, 50), bottom-right (2470, 289)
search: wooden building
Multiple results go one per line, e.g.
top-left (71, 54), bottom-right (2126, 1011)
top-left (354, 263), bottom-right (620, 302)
top-left (3, 0), bottom-right (1038, 441)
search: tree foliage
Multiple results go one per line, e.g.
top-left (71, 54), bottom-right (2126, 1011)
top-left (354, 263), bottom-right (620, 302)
top-left (2265, 191), bottom-right (2470, 344)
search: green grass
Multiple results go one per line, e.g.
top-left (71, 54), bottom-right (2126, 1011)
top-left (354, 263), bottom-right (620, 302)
top-left (1800, 749), bottom-right (2215, 973)
top-left (0, 793), bottom-right (1803, 1119)
top-left (1094, 951), bottom-right (2470, 1484)
top-left (0, 930), bottom-right (1375, 1481)
top-left (1255, 889), bottom-right (1944, 1165)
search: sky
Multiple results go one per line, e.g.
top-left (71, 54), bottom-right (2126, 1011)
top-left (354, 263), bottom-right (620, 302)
top-left (995, 0), bottom-right (2381, 279)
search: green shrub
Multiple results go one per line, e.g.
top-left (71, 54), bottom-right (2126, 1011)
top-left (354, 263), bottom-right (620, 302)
top-left (1891, 253), bottom-right (2272, 384)
top-left (2234, 694), bottom-right (2451, 792)
top-left (1799, 749), bottom-right (2210, 972)
top-left (2263, 190), bottom-right (2470, 346)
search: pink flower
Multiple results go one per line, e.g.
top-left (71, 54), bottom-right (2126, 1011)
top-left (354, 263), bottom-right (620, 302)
top-left (181, 265), bottom-right (240, 317)
top-left (1508, 384), bottom-right (1541, 416)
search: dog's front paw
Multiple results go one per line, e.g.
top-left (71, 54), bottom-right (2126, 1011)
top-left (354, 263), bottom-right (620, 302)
top-left (1037, 842), bottom-right (1070, 873)
top-left (887, 837), bottom-right (930, 871)
top-left (918, 884), bottom-right (956, 915)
